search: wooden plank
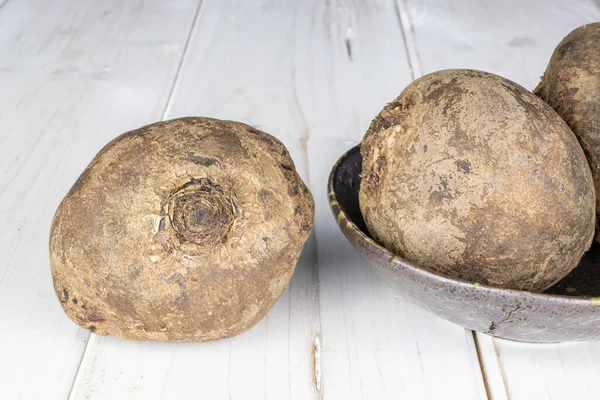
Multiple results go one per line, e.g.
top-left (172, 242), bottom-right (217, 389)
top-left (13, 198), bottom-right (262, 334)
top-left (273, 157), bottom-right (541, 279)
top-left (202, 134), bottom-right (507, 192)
top-left (399, 0), bottom-right (600, 84)
top-left (399, 0), bottom-right (600, 398)
top-left (71, 0), bottom-right (487, 399)
top-left (494, 339), bottom-right (600, 400)
top-left (293, 1), bottom-right (486, 398)
top-left (69, 1), bottom-right (321, 399)
top-left (0, 0), bottom-right (200, 399)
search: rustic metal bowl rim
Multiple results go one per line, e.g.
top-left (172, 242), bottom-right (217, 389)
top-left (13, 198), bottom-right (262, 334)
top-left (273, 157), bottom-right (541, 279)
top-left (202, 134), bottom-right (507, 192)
top-left (328, 144), bottom-right (600, 307)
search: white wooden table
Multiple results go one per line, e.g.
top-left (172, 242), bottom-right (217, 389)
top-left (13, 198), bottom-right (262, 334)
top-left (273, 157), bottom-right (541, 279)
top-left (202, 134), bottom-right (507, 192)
top-left (2, 0), bottom-right (600, 399)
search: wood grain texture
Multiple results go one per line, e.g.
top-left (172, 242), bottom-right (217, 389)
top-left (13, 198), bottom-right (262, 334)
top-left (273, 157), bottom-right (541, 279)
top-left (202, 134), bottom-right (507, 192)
top-left (493, 339), bottom-right (600, 400)
top-left (399, 0), bottom-right (600, 85)
top-left (70, 1), bottom-right (322, 399)
top-left (4, 0), bottom-right (600, 399)
top-left (0, 0), bottom-right (200, 398)
top-left (399, 0), bottom-right (600, 398)
top-left (292, 1), bottom-right (487, 399)
top-left (69, 0), bottom-right (486, 399)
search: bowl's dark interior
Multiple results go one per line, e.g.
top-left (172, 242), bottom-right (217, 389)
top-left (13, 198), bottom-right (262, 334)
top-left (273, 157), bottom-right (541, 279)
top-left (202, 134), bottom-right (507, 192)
top-left (333, 146), bottom-right (600, 297)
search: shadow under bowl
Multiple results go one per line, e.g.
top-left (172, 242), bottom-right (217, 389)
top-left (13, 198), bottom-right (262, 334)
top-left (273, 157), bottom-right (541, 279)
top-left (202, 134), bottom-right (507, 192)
top-left (328, 145), bottom-right (600, 343)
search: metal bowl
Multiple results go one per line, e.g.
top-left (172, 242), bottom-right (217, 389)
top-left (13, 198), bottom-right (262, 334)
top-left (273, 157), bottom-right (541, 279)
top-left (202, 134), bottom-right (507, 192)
top-left (328, 145), bottom-right (600, 342)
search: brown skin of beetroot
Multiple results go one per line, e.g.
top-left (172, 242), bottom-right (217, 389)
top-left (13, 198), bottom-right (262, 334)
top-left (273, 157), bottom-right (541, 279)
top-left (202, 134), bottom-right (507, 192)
top-left (50, 117), bottom-right (314, 342)
top-left (535, 23), bottom-right (600, 241)
top-left (359, 69), bottom-right (595, 292)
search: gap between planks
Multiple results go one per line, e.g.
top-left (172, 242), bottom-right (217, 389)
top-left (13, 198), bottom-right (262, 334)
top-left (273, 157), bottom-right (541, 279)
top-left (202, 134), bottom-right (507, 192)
top-left (67, 334), bottom-right (92, 399)
top-left (161, 0), bottom-right (205, 121)
top-left (472, 332), bottom-right (512, 400)
top-left (393, 1), bottom-right (503, 399)
top-left (66, 1), bottom-right (325, 397)
top-left (65, 0), bottom-right (206, 397)
top-left (0, 0), bottom-right (12, 13)
top-left (472, 332), bottom-right (493, 400)
top-left (393, 0), bottom-right (422, 79)
top-left (64, 0), bottom-right (491, 397)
